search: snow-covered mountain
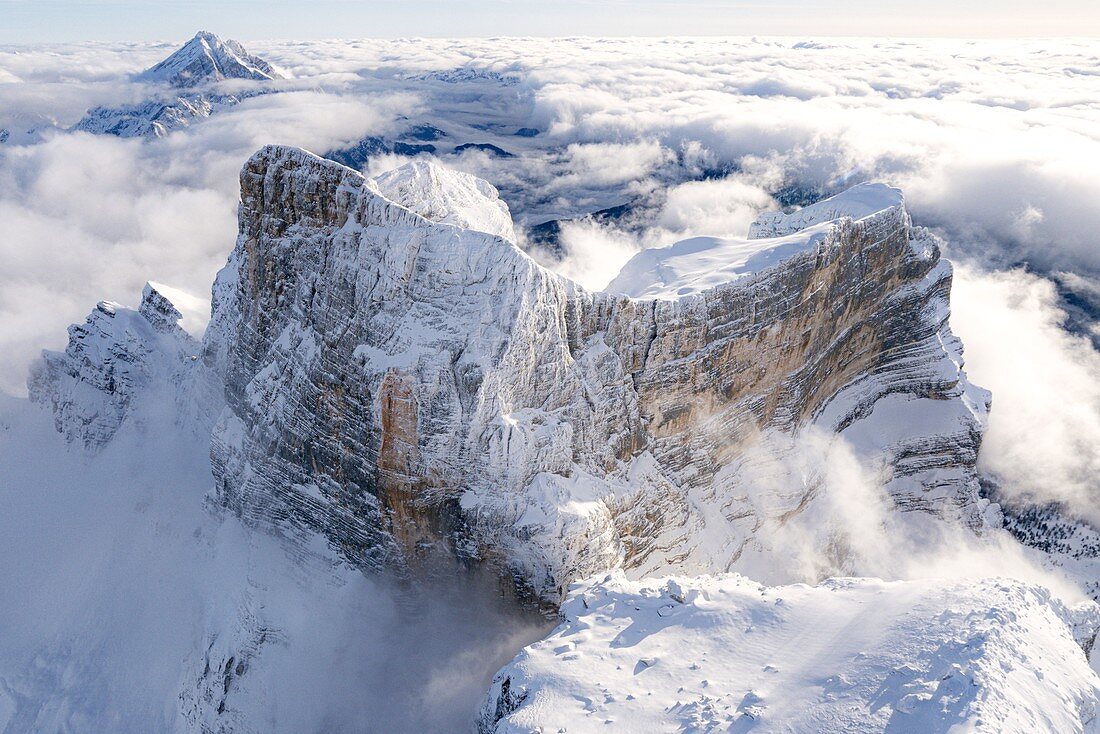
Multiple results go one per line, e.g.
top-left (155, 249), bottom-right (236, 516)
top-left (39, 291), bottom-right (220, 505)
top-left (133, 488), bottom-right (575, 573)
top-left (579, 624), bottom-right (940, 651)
top-left (72, 91), bottom-right (262, 138)
top-left (70, 32), bottom-right (282, 139)
top-left (27, 283), bottom-right (218, 449)
top-left (141, 31), bottom-right (283, 88)
top-left (200, 147), bottom-right (995, 605)
top-left (373, 159), bottom-right (518, 242)
top-left (8, 147), bottom-right (1099, 731)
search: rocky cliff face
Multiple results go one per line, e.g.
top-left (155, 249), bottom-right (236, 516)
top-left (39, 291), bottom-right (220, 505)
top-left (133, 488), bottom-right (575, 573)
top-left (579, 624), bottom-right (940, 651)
top-left (201, 146), bottom-right (994, 604)
top-left (28, 283), bottom-right (209, 449)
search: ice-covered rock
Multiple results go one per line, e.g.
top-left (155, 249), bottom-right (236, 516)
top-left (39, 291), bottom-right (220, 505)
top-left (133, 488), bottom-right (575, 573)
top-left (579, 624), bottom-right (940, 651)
top-left (480, 573), bottom-right (1100, 733)
top-left (140, 31), bottom-right (283, 88)
top-left (205, 147), bottom-right (994, 604)
top-left (72, 91), bottom-right (261, 139)
top-left (71, 32), bottom-right (281, 138)
top-left (28, 283), bottom-right (209, 449)
top-left (372, 159), bottom-right (517, 242)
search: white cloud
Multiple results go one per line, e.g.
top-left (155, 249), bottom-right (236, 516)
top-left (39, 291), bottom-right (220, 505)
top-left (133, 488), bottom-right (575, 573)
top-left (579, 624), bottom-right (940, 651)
top-left (731, 426), bottom-right (1088, 604)
top-left (951, 266), bottom-right (1100, 525)
top-left (655, 176), bottom-right (774, 238)
top-left (550, 218), bottom-right (641, 291)
top-left (0, 84), bottom-right (416, 394)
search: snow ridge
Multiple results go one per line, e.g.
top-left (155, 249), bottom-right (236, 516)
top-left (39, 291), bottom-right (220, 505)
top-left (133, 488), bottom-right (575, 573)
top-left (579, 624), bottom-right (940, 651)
top-left (480, 573), bottom-right (1100, 733)
top-left (27, 283), bottom-right (204, 449)
top-left (372, 159), bottom-right (518, 242)
top-left (140, 31), bottom-right (283, 88)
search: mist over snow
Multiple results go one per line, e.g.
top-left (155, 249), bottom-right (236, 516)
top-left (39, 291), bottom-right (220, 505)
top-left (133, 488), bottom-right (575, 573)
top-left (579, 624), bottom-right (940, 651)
top-left (0, 390), bottom-right (550, 732)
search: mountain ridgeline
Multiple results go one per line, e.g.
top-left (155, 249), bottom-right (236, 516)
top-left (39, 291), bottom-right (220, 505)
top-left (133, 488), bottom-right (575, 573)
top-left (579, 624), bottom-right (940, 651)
top-left (72, 32), bottom-right (284, 139)
top-left (35, 146), bottom-right (996, 606)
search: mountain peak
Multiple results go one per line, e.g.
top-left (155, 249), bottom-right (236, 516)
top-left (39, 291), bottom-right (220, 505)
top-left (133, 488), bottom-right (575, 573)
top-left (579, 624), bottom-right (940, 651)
top-left (371, 159), bottom-right (518, 242)
top-left (140, 31), bottom-right (283, 88)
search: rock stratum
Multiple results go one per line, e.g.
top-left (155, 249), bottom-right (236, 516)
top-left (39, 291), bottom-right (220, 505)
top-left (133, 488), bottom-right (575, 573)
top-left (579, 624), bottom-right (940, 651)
top-left (135, 144), bottom-right (993, 605)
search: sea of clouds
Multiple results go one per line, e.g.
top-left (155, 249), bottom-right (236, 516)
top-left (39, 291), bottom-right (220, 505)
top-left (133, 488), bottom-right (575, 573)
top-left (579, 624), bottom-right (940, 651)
top-left (1, 34), bottom-right (1097, 538)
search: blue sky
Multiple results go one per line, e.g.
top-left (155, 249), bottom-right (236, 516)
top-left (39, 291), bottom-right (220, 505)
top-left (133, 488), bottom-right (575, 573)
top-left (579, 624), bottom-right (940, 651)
top-left (3, 0), bottom-right (1099, 43)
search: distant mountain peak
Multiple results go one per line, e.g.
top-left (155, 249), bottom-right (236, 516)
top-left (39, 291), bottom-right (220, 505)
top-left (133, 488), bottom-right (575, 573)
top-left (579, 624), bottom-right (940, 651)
top-left (140, 31), bottom-right (283, 88)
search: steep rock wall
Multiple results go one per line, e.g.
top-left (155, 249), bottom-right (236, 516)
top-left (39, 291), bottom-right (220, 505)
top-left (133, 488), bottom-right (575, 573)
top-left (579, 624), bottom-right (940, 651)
top-left (203, 146), bottom-right (992, 603)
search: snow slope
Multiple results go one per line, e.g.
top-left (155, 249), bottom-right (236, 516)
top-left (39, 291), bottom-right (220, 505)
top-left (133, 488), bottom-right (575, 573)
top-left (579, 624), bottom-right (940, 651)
top-left (605, 224), bottom-right (834, 299)
top-left (481, 573), bottom-right (1100, 733)
top-left (606, 183), bottom-right (905, 299)
top-left (372, 159), bottom-right (518, 242)
top-left (140, 31), bottom-right (283, 88)
top-left (749, 182), bottom-right (905, 238)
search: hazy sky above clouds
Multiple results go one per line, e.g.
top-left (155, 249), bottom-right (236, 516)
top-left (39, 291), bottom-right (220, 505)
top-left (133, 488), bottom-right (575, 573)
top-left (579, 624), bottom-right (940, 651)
top-left (2, 0), bottom-right (1099, 43)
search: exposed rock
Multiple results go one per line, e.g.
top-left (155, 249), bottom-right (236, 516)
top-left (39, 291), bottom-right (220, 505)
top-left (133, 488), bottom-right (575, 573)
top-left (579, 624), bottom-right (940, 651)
top-left (454, 142), bottom-right (515, 158)
top-left (205, 146), bottom-right (994, 605)
top-left (28, 283), bottom-right (210, 449)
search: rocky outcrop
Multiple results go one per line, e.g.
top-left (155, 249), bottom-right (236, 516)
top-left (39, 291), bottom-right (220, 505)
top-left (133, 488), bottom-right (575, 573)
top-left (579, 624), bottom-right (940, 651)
top-left (28, 283), bottom-right (206, 450)
top-left (204, 146), bottom-right (994, 604)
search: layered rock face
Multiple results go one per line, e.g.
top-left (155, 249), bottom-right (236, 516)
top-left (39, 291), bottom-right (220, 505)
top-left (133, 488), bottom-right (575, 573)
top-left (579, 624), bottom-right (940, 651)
top-left (204, 148), bottom-right (636, 586)
top-left (204, 146), bottom-right (993, 603)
